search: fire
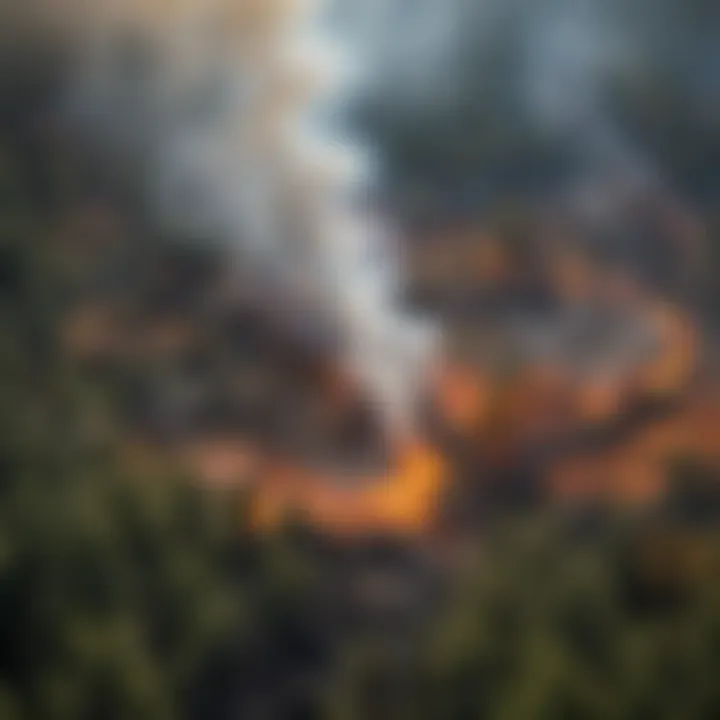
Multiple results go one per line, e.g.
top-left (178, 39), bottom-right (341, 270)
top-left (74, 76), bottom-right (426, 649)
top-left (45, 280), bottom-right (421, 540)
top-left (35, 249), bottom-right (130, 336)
top-left (367, 439), bottom-right (447, 531)
top-left (638, 300), bottom-right (699, 398)
top-left (549, 287), bottom-right (705, 505)
top-left (251, 439), bottom-right (446, 536)
top-left (576, 377), bottom-right (626, 423)
top-left (180, 239), bottom-right (706, 536)
top-left (551, 383), bottom-right (720, 505)
top-left (434, 363), bottom-right (491, 433)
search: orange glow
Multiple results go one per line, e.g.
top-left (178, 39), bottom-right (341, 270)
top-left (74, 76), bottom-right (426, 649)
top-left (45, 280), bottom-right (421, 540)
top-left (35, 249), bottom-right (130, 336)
top-left (434, 363), bottom-right (491, 433)
top-left (550, 285), bottom-right (703, 504)
top-left (186, 438), bottom-right (261, 488)
top-left (576, 378), bottom-right (625, 423)
top-left (251, 439), bottom-right (446, 537)
top-left (551, 385), bottom-right (720, 505)
top-left (639, 301), bottom-right (699, 398)
top-left (182, 257), bottom-right (704, 536)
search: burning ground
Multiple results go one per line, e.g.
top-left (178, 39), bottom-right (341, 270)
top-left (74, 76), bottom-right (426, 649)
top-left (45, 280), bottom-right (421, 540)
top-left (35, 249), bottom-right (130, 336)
top-left (56, 174), bottom-right (714, 538)
top-left (5, 0), bottom-right (720, 542)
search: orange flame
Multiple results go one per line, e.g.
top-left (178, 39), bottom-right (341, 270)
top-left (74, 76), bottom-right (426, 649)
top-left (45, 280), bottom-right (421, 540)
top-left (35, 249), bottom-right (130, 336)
top-left (550, 288), bottom-right (704, 505)
top-left (639, 300), bottom-right (699, 398)
top-left (433, 363), bottom-right (491, 434)
top-left (551, 384), bottom-right (720, 505)
top-left (183, 255), bottom-right (704, 535)
top-left (251, 439), bottom-right (446, 537)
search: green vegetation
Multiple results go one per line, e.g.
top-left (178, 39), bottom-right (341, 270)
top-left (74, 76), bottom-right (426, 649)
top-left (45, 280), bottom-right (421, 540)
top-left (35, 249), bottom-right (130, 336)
top-left (330, 480), bottom-right (720, 719)
top-left (0, 82), bottom-right (232, 719)
top-left (0, 64), bottom-right (328, 718)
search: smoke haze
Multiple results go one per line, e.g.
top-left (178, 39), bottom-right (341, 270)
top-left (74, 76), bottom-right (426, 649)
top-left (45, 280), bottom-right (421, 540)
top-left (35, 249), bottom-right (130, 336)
top-left (4, 0), bottom-right (439, 439)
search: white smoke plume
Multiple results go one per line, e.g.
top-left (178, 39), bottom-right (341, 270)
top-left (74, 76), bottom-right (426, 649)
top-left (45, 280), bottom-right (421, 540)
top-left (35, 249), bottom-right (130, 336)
top-left (9, 0), bottom-right (438, 440)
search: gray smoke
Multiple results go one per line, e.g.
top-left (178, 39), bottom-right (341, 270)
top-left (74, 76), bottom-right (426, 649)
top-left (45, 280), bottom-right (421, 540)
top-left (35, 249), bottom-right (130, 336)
top-left (12, 0), bottom-right (438, 439)
top-left (333, 0), bottom-right (718, 198)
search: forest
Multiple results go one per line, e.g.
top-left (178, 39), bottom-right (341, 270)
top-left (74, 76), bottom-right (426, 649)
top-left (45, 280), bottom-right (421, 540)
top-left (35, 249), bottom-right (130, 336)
top-left (1, 1), bottom-right (720, 718)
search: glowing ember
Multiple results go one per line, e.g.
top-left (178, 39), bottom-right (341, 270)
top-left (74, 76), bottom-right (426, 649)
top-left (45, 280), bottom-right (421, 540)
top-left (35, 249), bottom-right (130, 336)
top-left (250, 439), bottom-right (446, 536)
top-left (433, 364), bottom-right (491, 434)
top-left (551, 384), bottom-right (720, 505)
top-left (639, 301), bottom-right (699, 398)
top-left (576, 377), bottom-right (626, 423)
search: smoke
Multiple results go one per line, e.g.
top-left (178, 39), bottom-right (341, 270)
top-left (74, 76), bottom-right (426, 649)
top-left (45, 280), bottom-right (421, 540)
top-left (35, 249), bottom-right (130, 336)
top-left (6, 0), bottom-right (438, 440)
top-left (329, 0), bottom-right (715, 307)
top-left (5, 0), bottom-right (713, 435)
top-left (333, 0), bottom-right (717, 198)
